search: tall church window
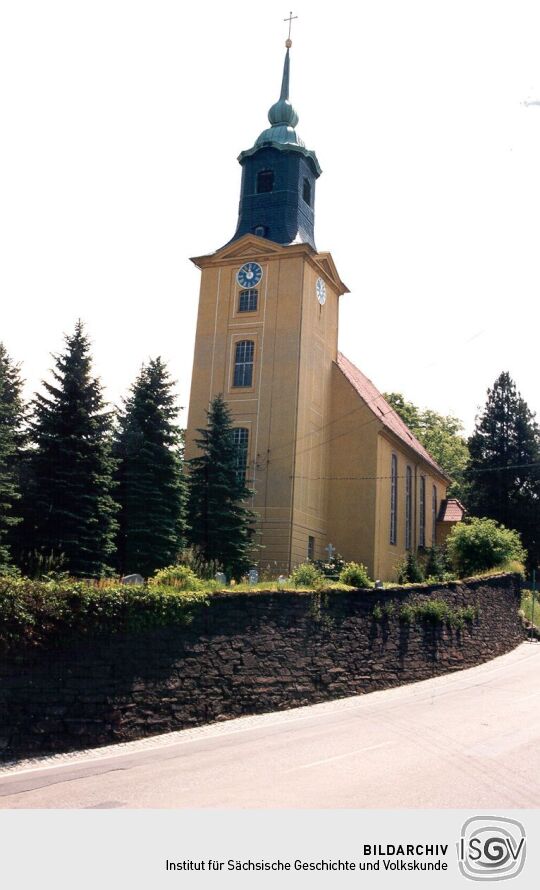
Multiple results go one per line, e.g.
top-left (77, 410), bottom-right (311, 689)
top-left (232, 428), bottom-right (249, 483)
top-left (307, 536), bottom-right (315, 560)
top-left (390, 454), bottom-right (398, 545)
top-left (238, 289), bottom-right (258, 313)
top-left (256, 170), bottom-right (274, 193)
top-left (302, 178), bottom-right (312, 206)
top-left (233, 340), bottom-right (254, 387)
top-left (432, 485), bottom-right (438, 544)
top-left (405, 465), bottom-right (412, 550)
top-left (419, 476), bottom-right (426, 547)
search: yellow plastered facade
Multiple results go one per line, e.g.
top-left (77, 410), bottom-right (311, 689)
top-left (185, 234), bottom-right (449, 581)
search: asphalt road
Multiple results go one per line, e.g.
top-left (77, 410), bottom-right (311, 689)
top-left (1, 643), bottom-right (539, 808)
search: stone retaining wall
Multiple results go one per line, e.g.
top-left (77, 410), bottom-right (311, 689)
top-left (0, 574), bottom-right (524, 762)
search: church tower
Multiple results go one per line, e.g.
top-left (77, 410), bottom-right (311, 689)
top-left (185, 36), bottom-right (349, 573)
top-left (186, 32), bottom-right (452, 581)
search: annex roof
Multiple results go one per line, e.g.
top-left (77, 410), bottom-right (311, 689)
top-left (438, 498), bottom-right (467, 523)
top-left (336, 352), bottom-right (451, 481)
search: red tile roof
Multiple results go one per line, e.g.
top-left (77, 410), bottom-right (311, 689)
top-left (336, 352), bottom-right (450, 480)
top-left (438, 498), bottom-right (466, 522)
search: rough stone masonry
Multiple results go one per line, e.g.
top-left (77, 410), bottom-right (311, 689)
top-left (0, 574), bottom-right (524, 762)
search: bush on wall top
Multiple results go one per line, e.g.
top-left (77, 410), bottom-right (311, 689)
top-left (290, 562), bottom-right (325, 588)
top-left (446, 517), bottom-right (526, 577)
top-left (338, 562), bottom-right (372, 587)
top-left (0, 577), bottom-right (208, 652)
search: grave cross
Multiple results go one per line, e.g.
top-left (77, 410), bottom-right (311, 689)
top-left (325, 543), bottom-right (336, 560)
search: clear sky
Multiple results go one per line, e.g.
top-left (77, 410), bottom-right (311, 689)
top-left (1, 0), bottom-right (539, 434)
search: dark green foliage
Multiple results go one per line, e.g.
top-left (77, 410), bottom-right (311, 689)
top-left (446, 516), bottom-right (526, 576)
top-left (114, 358), bottom-right (187, 577)
top-left (0, 577), bottom-right (208, 652)
top-left (424, 545), bottom-right (448, 580)
top-left (0, 344), bottom-right (25, 571)
top-left (312, 553), bottom-right (346, 580)
top-left (20, 322), bottom-right (118, 577)
top-left (467, 372), bottom-right (540, 569)
top-left (396, 551), bottom-right (424, 584)
top-left (384, 392), bottom-right (470, 501)
top-left (187, 394), bottom-right (256, 579)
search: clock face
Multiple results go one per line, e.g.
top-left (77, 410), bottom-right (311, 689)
top-left (316, 277), bottom-right (327, 305)
top-left (236, 262), bottom-right (263, 289)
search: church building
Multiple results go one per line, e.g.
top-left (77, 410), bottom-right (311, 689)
top-left (185, 38), bottom-right (459, 581)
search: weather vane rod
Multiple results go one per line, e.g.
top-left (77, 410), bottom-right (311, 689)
top-left (284, 11), bottom-right (298, 46)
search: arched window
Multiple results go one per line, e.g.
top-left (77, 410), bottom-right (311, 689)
top-left (432, 485), bottom-right (438, 544)
top-left (390, 453), bottom-right (398, 545)
top-left (233, 340), bottom-right (254, 387)
top-left (405, 465), bottom-right (412, 550)
top-left (238, 289), bottom-right (258, 313)
top-left (232, 427), bottom-right (249, 483)
top-left (303, 177), bottom-right (312, 206)
top-left (256, 170), bottom-right (274, 193)
top-left (419, 476), bottom-right (426, 547)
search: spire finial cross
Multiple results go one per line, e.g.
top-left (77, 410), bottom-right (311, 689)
top-left (284, 11), bottom-right (298, 44)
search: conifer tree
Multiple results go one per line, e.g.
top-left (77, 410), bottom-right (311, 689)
top-left (467, 372), bottom-right (540, 569)
top-left (0, 344), bottom-right (25, 571)
top-left (187, 394), bottom-right (256, 579)
top-left (114, 357), bottom-right (186, 577)
top-left (24, 322), bottom-right (118, 577)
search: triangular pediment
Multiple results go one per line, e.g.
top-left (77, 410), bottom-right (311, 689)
top-left (311, 252), bottom-right (350, 295)
top-left (216, 235), bottom-right (284, 259)
top-left (191, 234), bottom-right (286, 268)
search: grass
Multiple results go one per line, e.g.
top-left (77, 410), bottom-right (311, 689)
top-left (521, 588), bottom-right (539, 627)
top-left (210, 580), bottom-right (356, 594)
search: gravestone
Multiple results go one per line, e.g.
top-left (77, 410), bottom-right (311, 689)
top-left (215, 572), bottom-right (227, 586)
top-left (248, 568), bottom-right (259, 585)
top-left (121, 573), bottom-right (144, 585)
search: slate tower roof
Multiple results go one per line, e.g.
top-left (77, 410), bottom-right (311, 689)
top-left (227, 40), bottom-right (321, 250)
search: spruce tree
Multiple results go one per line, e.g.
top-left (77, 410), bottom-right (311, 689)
top-left (0, 344), bottom-right (24, 571)
top-left (187, 394), bottom-right (256, 579)
top-left (467, 372), bottom-right (540, 569)
top-left (24, 322), bottom-right (118, 577)
top-left (114, 357), bottom-right (187, 577)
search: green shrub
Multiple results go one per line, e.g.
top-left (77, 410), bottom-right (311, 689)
top-left (396, 552), bottom-right (424, 584)
top-left (395, 598), bottom-right (478, 628)
top-left (0, 577), bottom-right (209, 651)
top-left (312, 554), bottom-right (346, 580)
top-left (148, 564), bottom-right (202, 591)
top-left (339, 561), bottom-right (372, 587)
top-left (290, 562), bottom-right (324, 588)
top-left (414, 599), bottom-right (450, 624)
top-left (446, 517), bottom-right (526, 576)
top-left (424, 546), bottom-right (448, 580)
top-left (399, 603), bottom-right (415, 623)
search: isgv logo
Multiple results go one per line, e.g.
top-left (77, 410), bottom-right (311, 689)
top-left (458, 816), bottom-right (526, 881)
